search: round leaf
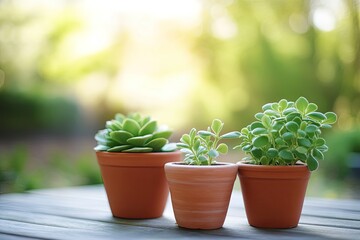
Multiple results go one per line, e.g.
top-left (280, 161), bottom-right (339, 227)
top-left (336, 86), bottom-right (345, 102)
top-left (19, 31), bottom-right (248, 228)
top-left (107, 145), bottom-right (132, 152)
top-left (282, 132), bottom-right (294, 141)
top-left (110, 131), bottom-right (134, 144)
top-left (251, 148), bottom-right (263, 159)
top-left (145, 138), bottom-right (168, 151)
top-left (307, 112), bottom-right (326, 121)
top-left (267, 148), bottom-right (278, 158)
top-left (312, 148), bottom-right (324, 161)
top-left (152, 130), bottom-right (172, 140)
top-left (127, 134), bottom-right (153, 146)
top-left (285, 121), bottom-right (299, 133)
top-left (307, 155), bottom-right (319, 171)
top-left (122, 119), bottom-right (141, 135)
top-left (208, 149), bottom-right (219, 158)
top-left (323, 112), bottom-right (337, 124)
top-left (298, 138), bottom-right (311, 148)
top-left (139, 120), bottom-right (157, 136)
top-left (122, 147), bottom-right (153, 153)
top-left (252, 135), bottom-right (269, 148)
top-left (279, 149), bottom-right (294, 161)
top-left (305, 103), bottom-right (318, 113)
top-left (217, 143), bottom-right (228, 154)
top-left (305, 124), bottom-right (318, 133)
top-left (250, 122), bottom-right (264, 130)
top-left (295, 97), bottom-right (309, 113)
top-left (211, 119), bottom-right (223, 134)
top-left (261, 115), bottom-right (272, 129)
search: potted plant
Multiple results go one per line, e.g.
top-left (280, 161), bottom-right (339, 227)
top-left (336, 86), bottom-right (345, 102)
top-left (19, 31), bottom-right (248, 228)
top-left (94, 113), bottom-right (181, 219)
top-left (235, 97), bottom-right (337, 228)
top-left (164, 119), bottom-right (240, 229)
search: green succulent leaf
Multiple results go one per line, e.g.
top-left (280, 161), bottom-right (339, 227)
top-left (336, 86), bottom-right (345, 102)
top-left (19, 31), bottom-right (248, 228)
top-left (208, 149), bottom-right (219, 158)
top-left (122, 119), bottom-right (141, 135)
top-left (115, 113), bottom-right (126, 123)
top-left (267, 148), bottom-right (278, 158)
top-left (180, 134), bottom-right (191, 145)
top-left (252, 135), bottom-right (269, 148)
top-left (312, 148), bottom-right (324, 161)
top-left (176, 143), bottom-right (189, 148)
top-left (282, 132), bottom-right (294, 141)
top-left (285, 121), bottom-right (299, 133)
top-left (306, 103), bottom-right (318, 113)
top-left (305, 124), bottom-right (318, 133)
top-left (110, 131), bottom-right (134, 144)
top-left (152, 130), bottom-right (172, 140)
top-left (307, 112), bottom-right (327, 121)
top-left (307, 155), bottom-right (319, 171)
top-left (139, 120), bottom-right (157, 136)
top-left (323, 112), bottom-right (337, 124)
top-left (315, 138), bottom-right (326, 146)
top-left (145, 138), bottom-right (168, 151)
top-left (217, 143), bottom-right (228, 154)
top-left (94, 145), bottom-right (109, 151)
top-left (122, 147), bottom-right (153, 153)
top-left (250, 122), bottom-right (264, 130)
top-left (298, 138), bottom-right (312, 148)
top-left (260, 156), bottom-right (270, 165)
top-left (107, 145), bottom-right (132, 152)
top-left (251, 128), bottom-right (267, 135)
top-left (295, 97), bottom-right (309, 113)
top-left (296, 146), bottom-right (308, 154)
top-left (198, 130), bottom-right (216, 137)
top-left (262, 103), bottom-right (273, 111)
top-left (255, 113), bottom-right (264, 120)
top-left (251, 148), bottom-right (263, 159)
top-left (279, 149), bottom-right (294, 161)
top-left (211, 119), bottom-right (223, 135)
top-left (127, 134), bottom-right (153, 146)
top-left (279, 99), bottom-right (288, 111)
top-left (261, 115), bottom-right (272, 129)
top-left (220, 131), bottom-right (241, 139)
top-left (162, 143), bottom-right (177, 152)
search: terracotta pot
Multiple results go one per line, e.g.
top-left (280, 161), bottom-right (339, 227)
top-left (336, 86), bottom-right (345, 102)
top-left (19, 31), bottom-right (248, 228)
top-left (165, 162), bottom-right (238, 229)
top-left (96, 151), bottom-right (182, 219)
top-left (237, 163), bottom-right (311, 228)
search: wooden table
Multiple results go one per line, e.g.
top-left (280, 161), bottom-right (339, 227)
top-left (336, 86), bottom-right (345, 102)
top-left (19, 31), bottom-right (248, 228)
top-left (0, 185), bottom-right (359, 240)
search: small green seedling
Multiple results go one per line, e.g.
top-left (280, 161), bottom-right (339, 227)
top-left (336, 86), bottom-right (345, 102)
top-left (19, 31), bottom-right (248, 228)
top-left (177, 119), bottom-right (240, 165)
top-left (235, 97), bottom-right (337, 171)
top-left (94, 113), bottom-right (176, 152)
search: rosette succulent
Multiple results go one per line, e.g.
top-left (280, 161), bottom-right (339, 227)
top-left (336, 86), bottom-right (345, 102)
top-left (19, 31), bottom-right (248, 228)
top-left (235, 97), bottom-right (337, 171)
top-left (176, 119), bottom-right (241, 165)
top-left (94, 113), bottom-right (176, 152)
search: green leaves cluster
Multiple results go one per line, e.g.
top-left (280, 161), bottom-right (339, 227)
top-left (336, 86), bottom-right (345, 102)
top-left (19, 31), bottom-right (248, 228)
top-left (235, 97), bottom-right (337, 171)
top-left (94, 113), bottom-right (176, 152)
top-left (177, 119), bottom-right (240, 165)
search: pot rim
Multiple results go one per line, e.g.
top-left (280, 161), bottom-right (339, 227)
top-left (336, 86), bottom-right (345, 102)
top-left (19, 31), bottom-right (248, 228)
top-left (165, 162), bottom-right (236, 169)
top-left (237, 161), bottom-right (310, 174)
top-left (95, 150), bottom-right (181, 156)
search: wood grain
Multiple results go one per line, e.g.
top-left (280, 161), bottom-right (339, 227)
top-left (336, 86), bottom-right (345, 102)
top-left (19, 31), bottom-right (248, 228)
top-left (0, 185), bottom-right (359, 239)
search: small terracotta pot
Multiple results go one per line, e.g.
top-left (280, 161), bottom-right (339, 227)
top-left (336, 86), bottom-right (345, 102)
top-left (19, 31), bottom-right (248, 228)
top-left (237, 163), bottom-right (311, 228)
top-left (96, 151), bottom-right (182, 219)
top-left (165, 162), bottom-right (238, 229)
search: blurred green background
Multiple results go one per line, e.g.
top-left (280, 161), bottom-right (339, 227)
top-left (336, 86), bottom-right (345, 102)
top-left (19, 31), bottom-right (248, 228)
top-left (0, 0), bottom-right (359, 198)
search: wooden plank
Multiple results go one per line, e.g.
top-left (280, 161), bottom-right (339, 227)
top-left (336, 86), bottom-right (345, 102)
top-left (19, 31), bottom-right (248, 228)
top-left (1, 185), bottom-right (360, 240)
top-left (1, 198), bottom-right (360, 239)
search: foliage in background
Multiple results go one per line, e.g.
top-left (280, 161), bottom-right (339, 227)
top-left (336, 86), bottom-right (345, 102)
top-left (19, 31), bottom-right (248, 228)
top-left (95, 113), bottom-right (176, 152)
top-left (0, 146), bottom-right (101, 194)
top-left (236, 97), bottom-right (337, 171)
top-left (177, 119), bottom-right (240, 165)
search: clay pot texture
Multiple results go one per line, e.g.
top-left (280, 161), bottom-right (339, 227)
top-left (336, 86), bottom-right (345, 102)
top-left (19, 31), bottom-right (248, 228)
top-left (237, 163), bottom-right (311, 228)
top-left (165, 162), bottom-right (238, 229)
top-left (96, 151), bottom-right (182, 219)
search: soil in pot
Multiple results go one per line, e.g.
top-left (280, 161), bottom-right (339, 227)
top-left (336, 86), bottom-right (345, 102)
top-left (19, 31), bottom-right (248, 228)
top-left (238, 163), bottom-right (310, 228)
top-left (165, 162), bottom-right (238, 229)
top-left (96, 151), bottom-right (182, 219)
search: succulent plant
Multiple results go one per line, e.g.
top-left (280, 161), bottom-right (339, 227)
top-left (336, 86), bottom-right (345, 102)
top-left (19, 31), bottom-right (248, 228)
top-left (235, 97), bottom-right (337, 171)
top-left (177, 119), bottom-right (241, 165)
top-left (94, 113), bottom-right (176, 152)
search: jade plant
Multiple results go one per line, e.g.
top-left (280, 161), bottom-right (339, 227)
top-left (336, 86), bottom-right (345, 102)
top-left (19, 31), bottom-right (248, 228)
top-left (235, 97), bottom-right (337, 171)
top-left (176, 119), bottom-right (240, 165)
top-left (94, 113), bottom-right (176, 152)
